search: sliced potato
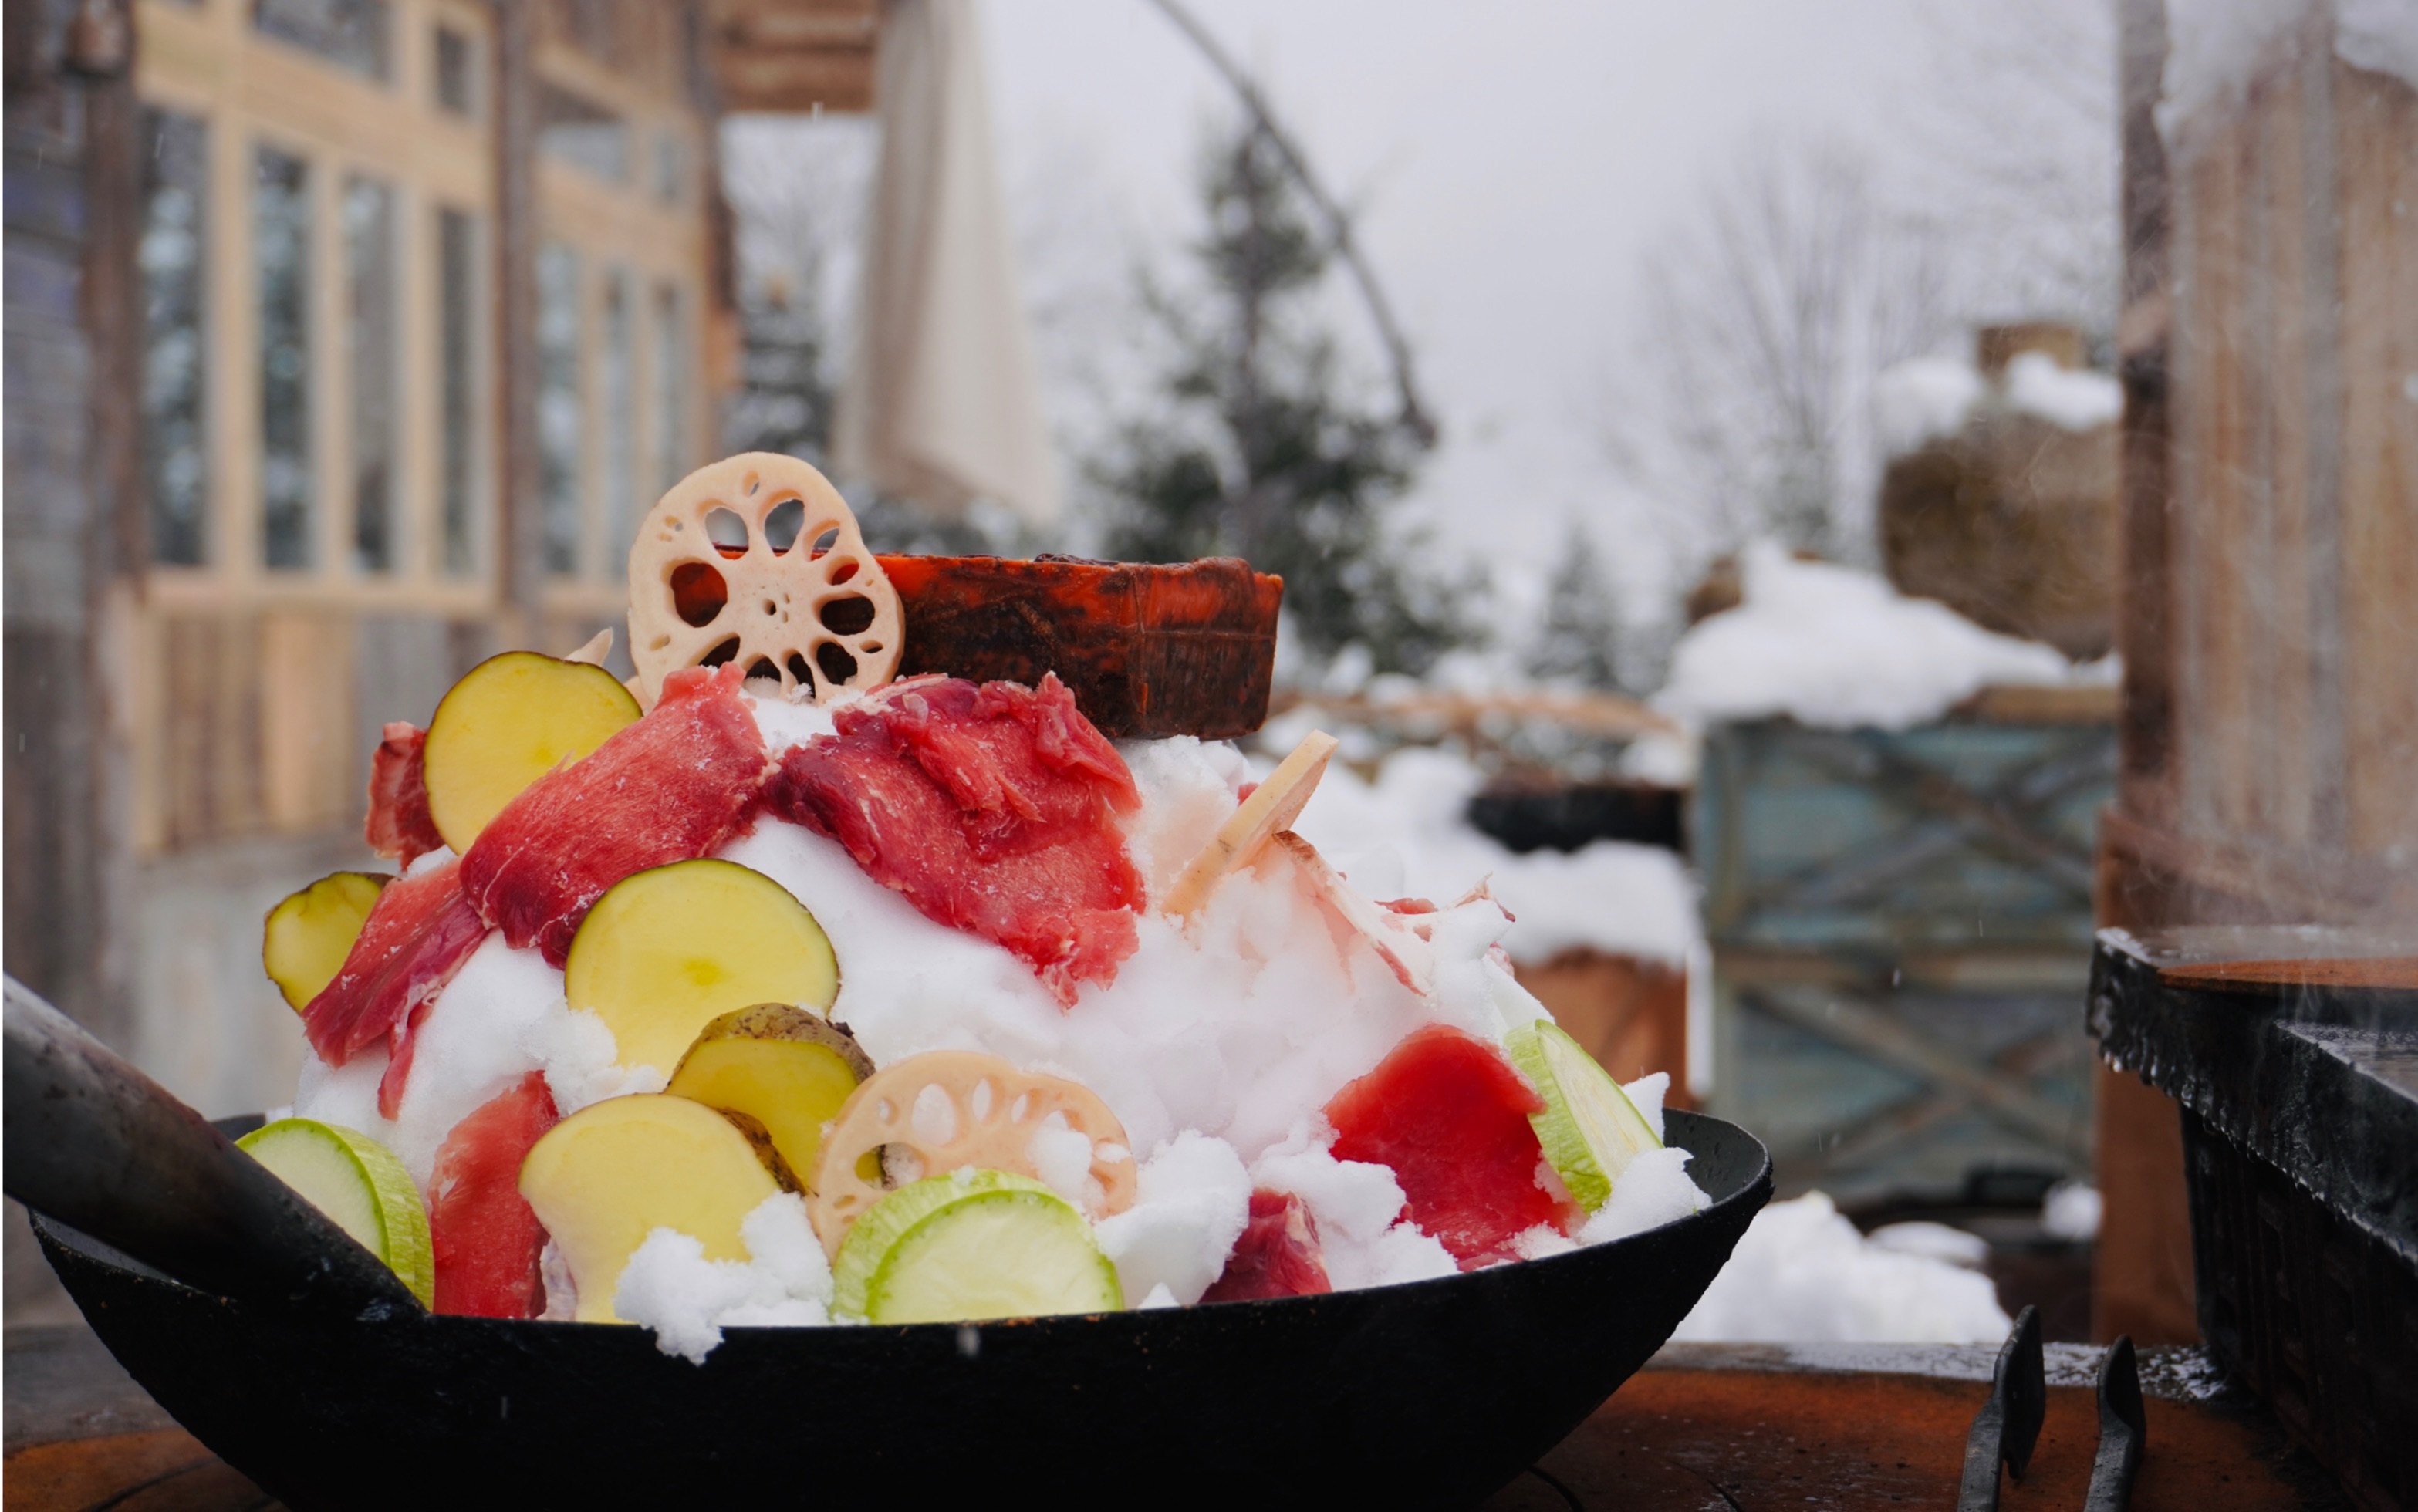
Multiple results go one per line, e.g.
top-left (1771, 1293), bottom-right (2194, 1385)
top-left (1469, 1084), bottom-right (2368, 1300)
top-left (564, 859), bottom-right (840, 1075)
top-left (517, 1094), bottom-right (781, 1324)
top-left (667, 1005), bottom-right (873, 1192)
top-left (262, 871), bottom-right (392, 1012)
top-left (422, 650), bottom-right (641, 852)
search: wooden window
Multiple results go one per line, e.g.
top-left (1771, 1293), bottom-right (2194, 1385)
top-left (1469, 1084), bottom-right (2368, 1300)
top-left (343, 174), bottom-right (399, 574)
top-left (255, 145), bottom-right (314, 571)
top-left (437, 206), bottom-right (483, 577)
top-left (434, 25), bottom-right (478, 117)
top-left (652, 130), bottom-right (683, 205)
top-left (601, 268), bottom-right (637, 575)
top-left (252, 0), bottom-right (392, 83)
top-left (140, 106), bottom-right (210, 568)
top-left (537, 242), bottom-right (583, 575)
top-left (538, 83), bottom-right (626, 184)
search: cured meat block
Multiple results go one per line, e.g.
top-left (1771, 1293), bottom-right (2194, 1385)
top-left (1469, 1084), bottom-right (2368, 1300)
top-left (1325, 1024), bottom-right (1578, 1269)
top-left (461, 663), bottom-right (769, 968)
top-left (768, 673), bottom-right (1143, 1004)
top-left (365, 721), bottom-right (443, 869)
top-left (302, 859), bottom-right (487, 1118)
top-left (877, 555), bottom-right (1283, 740)
top-left (1201, 1190), bottom-right (1333, 1303)
top-left (429, 1073), bottom-right (561, 1318)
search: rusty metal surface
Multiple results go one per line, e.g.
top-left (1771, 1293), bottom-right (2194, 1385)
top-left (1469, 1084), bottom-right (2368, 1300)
top-left (6, 1323), bottom-right (2350, 1511)
top-left (2089, 930), bottom-right (2418, 1265)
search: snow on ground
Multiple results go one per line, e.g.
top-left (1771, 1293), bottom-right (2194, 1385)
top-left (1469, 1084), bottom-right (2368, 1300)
top-left (1279, 742), bottom-right (1700, 966)
top-left (1673, 1192), bottom-right (2011, 1344)
top-left (1654, 542), bottom-right (2083, 732)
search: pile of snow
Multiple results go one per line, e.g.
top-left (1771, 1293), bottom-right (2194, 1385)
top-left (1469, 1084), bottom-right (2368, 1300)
top-left (611, 1193), bottom-right (839, 1364)
top-left (295, 697), bottom-right (1721, 1358)
top-left (2004, 353), bottom-right (2123, 431)
top-left (1673, 1193), bottom-right (2011, 1344)
top-left (1873, 357), bottom-right (1987, 455)
top-left (2163, 0), bottom-right (2418, 144)
top-left (1278, 743), bottom-right (1700, 967)
top-left (1655, 542), bottom-right (2079, 732)
top-left (1873, 351), bottom-right (2120, 458)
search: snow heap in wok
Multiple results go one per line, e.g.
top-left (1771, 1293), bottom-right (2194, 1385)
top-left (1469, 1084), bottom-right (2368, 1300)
top-left (255, 455), bottom-right (1707, 1363)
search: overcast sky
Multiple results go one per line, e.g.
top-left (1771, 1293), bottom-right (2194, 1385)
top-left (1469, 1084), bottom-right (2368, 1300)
top-left (977, 0), bottom-right (1938, 617)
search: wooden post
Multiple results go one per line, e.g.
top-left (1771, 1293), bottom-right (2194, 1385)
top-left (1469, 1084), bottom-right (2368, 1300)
top-left (2094, 0), bottom-right (2418, 1345)
top-left (491, 0), bottom-right (543, 643)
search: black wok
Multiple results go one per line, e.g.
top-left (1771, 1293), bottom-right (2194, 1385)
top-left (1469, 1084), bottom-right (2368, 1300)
top-left (35, 1109), bottom-right (1768, 1510)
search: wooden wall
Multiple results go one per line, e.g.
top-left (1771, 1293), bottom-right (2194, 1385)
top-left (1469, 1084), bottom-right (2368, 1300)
top-left (2107, 0), bottom-right (2418, 931)
top-left (2099, 0), bottom-right (2418, 1346)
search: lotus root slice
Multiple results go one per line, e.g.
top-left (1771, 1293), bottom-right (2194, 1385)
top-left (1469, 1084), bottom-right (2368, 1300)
top-left (626, 452), bottom-right (903, 708)
top-left (806, 1051), bottom-right (1137, 1255)
top-left (1163, 729), bottom-right (1339, 917)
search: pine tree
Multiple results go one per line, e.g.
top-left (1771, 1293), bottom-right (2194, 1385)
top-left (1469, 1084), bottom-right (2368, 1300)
top-left (1528, 525), bottom-right (1626, 691)
top-left (725, 275), bottom-right (838, 465)
top-left (1094, 120), bottom-right (1474, 676)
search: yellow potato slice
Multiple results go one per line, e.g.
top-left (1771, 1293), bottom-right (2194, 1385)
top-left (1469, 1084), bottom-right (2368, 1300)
top-left (262, 872), bottom-right (392, 1012)
top-left (564, 859), bottom-right (839, 1076)
top-left (422, 650), bottom-right (642, 852)
top-left (667, 1005), bottom-right (874, 1190)
top-left (518, 1094), bottom-right (781, 1324)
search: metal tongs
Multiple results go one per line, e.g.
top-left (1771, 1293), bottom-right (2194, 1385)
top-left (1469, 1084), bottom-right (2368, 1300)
top-left (1957, 1304), bottom-right (2146, 1511)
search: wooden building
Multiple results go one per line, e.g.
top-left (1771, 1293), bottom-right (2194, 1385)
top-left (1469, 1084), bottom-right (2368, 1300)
top-left (2095, 0), bottom-right (2418, 1344)
top-left (2, 0), bottom-right (879, 1128)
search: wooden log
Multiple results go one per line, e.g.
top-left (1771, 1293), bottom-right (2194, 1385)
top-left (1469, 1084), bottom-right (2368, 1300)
top-left (878, 555), bottom-right (1284, 741)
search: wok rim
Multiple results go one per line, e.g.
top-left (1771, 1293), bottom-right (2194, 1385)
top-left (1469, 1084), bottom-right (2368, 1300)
top-left (37, 1108), bottom-right (1771, 1334)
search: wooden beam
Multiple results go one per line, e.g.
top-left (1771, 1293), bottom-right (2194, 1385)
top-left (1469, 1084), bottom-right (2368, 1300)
top-left (705, 0), bottom-right (877, 114)
top-left (1752, 983), bottom-right (2092, 1165)
top-left (491, 0), bottom-right (542, 633)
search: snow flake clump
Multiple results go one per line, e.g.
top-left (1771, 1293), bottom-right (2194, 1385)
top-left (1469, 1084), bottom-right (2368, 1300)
top-left (614, 1193), bottom-right (838, 1364)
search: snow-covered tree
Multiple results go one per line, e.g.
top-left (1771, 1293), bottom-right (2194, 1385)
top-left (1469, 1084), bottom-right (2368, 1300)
top-left (1092, 119), bottom-right (1474, 677)
top-left (1528, 525), bottom-right (1626, 692)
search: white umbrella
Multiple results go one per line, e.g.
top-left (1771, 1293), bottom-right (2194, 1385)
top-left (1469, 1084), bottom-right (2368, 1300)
top-left (833, 0), bottom-right (1059, 524)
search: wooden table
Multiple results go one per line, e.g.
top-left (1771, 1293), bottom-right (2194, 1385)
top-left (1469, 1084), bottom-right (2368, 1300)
top-left (5, 1323), bottom-right (2348, 1510)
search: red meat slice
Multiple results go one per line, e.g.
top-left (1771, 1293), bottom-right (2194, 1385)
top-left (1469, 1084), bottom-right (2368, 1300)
top-left (765, 673), bottom-right (1143, 1004)
top-left (461, 663), bottom-right (769, 967)
top-left (1325, 1024), bottom-right (1579, 1269)
top-left (300, 859), bottom-right (479, 1065)
top-left (428, 1072), bottom-right (560, 1318)
top-left (1201, 1190), bottom-right (1333, 1303)
top-left (365, 721), bottom-right (444, 869)
top-left (301, 859), bottom-right (487, 1117)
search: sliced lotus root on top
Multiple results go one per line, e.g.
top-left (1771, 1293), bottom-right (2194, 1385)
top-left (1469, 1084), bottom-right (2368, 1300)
top-left (805, 1050), bottom-right (1136, 1256)
top-left (626, 452), bottom-right (903, 708)
top-left (1161, 729), bottom-right (1339, 918)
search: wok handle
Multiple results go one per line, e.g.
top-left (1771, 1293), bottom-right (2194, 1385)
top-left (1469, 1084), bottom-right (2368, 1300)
top-left (4, 975), bottom-right (421, 1317)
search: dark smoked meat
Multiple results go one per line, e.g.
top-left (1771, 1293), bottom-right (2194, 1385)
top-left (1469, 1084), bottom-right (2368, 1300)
top-left (768, 673), bottom-right (1143, 1004)
top-left (1201, 1190), bottom-right (1333, 1303)
top-left (301, 858), bottom-right (488, 1118)
top-left (461, 662), bottom-right (769, 968)
top-left (365, 721), bottom-right (444, 869)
